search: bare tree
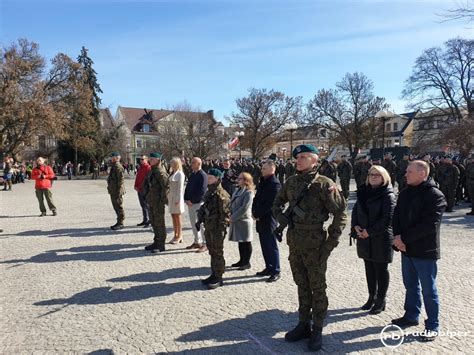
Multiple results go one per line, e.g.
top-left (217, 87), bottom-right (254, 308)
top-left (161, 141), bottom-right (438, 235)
top-left (402, 37), bottom-right (473, 156)
top-left (439, 0), bottom-right (474, 23)
top-left (230, 88), bottom-right (303, 159)
top-left (304, 72), bottom-right (389, 158)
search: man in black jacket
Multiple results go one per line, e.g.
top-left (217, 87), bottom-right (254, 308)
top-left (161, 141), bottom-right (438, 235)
top-left (391, 160), bottom-right (447, 342)
top-left (252, 160), bottom-right (282, 282)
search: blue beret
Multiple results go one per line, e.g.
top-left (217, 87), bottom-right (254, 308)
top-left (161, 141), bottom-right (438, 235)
top-left (208, 168), bottom-right (223, 178)
top-left (292, 144), bottom-right (319, 158)
top-left (149, 152), bottom-right (162, 159)
top-left (110, 152), bottom-right (120, 157)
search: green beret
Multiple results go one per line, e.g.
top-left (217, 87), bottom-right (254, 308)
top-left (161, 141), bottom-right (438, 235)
top-left (111, 152), bottom-right (120, 157)
top-left (149, 152), bottom-right (162, 159)
top-left (292, 144), bottom-right (319, 158)
top-left (208, 168), bottom-right (223, 178)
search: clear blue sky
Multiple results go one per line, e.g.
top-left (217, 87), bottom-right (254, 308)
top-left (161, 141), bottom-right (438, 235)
top-left (1, 0), bottom-right (472, 123)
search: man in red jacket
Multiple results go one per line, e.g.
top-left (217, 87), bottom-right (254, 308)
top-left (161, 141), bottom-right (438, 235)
top-left (134, 155), bottom-right (151, 227)
top-left (31, 157), bottom-right (57, 217)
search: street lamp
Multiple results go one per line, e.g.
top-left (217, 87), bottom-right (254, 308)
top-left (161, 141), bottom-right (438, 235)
top-left (236, 131), bottom-right (245, 161)
top-left (375, 111), bottom-right (394, 156)
top-left (284, 122), bottom-right (298, 158)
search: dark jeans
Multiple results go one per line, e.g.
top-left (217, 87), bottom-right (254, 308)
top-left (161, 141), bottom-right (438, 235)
top-left (402, 254), bottom-right (439, 331)
top-left (258, 230), bottom-right (281, 274)
top-left (364, 260), bottom-right (389, 299)
top-left (238, 242), bottom-right (252, 264)
top-left (137, 191), bottom-right (149, 223)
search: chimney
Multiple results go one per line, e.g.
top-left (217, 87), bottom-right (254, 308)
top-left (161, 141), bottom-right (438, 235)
top-left (207, 110), bottom-right (214, 120)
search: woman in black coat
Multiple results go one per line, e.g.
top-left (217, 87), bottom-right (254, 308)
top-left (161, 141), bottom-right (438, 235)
top-left (351, 165), bottom-right (396, 314)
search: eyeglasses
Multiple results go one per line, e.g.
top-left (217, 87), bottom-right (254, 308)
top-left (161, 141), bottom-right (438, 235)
top-left (369, 173), bottom-right (382, 178)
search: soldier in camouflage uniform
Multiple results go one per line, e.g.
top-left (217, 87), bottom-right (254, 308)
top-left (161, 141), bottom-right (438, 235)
top-left (436, 155), bottom-right (460, 212)
top-left (285, 159), bottom-right (296, 181)
top-left (107, 152), bottom-right (126, 230)
top-left (320, 159), bottom-right (337, 182)
top-left (422, 153), bottom-right (436, 179)
top-left (354, 156), bottom-right (372, 188)
top-left (464, 156), bottom-right (474, 216)
top-left (336, 155), bottom-right (352, 199)
top-left (272, 144), bottom-right (347, 352)
top-left (381, 152), bottom-right (397, 187)
top-left (144, 152), bottom-right (170, 253)
top-left (196, 168), bottom-right (231, 289)
top-left (277, 161), bottom-right (286, 184)
top-left (396, 153), bottom-right (410, 192)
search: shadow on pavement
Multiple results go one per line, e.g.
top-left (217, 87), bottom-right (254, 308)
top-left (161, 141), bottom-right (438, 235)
top-left (108, 267), bottom-right (210, 283)
top-left (4, 227), bottom-right (147, 238)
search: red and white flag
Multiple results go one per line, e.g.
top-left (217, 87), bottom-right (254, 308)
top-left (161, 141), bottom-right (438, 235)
top-left (228, 137), bottom-right (239, 149)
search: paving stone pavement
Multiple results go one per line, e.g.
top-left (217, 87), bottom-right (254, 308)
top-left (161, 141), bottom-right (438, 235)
top-left (1, 179), bottom-right (473, 354)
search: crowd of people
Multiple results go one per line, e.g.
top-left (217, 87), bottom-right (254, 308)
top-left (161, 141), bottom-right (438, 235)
top-left (3, 147), bottom-right (474, 352)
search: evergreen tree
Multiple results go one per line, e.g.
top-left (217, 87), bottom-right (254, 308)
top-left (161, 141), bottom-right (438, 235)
top-left (77, 46), bottom-right (103, 121)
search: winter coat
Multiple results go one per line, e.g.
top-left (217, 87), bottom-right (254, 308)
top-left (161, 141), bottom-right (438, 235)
top-left (351, 184), bottom-right (396, 263)
top-left (168, 170), bottom-right (185, 214)
top-left (134, 163), bottom-right (151, 192)
top-left (31, 165), bottom-right (56, 190)
top-left (393, 177), bottom-right (447, 259)
top-left (252, 175), bottom-right (281, 234)
top-left (228, 187), bottom-right (254, 242)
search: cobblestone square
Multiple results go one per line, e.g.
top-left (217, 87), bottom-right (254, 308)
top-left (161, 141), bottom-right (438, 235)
top-left (1, 178), bottom-right (473, 354)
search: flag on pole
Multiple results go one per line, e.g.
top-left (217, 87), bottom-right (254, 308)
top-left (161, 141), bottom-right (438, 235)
top-left (228, 137), bottom-right (239, 149)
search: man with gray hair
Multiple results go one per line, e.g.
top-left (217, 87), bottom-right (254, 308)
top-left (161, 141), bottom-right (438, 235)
top-left (31, 157), bottom-right (57, 217)
top-left (184, 157), bottom-right (208, 252)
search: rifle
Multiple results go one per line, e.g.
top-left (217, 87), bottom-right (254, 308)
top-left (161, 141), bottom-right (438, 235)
top-left (274, 165), bottom-right (323, 242)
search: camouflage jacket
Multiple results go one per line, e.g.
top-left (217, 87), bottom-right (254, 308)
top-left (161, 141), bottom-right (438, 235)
top-left (337, 160), bottom-right (352, 180)
top-left (145, 165), bottom-right (169, 206)
top-left (466, 162), bottom-right (474, 183)
top-left (272, 169), bottom-right (348, 244)
top-left (436, 164), bottom-right (460, 187)
top-left (107, 162), bottom-right (125, 195)
top-left (197, 182), bottom-right (230, 231)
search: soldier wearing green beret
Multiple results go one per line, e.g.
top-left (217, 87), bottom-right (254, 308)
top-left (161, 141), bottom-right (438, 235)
top-left (144, 153), bottom-right (170, 253)
top-left (196, 168), bottom-right (231, 289)
top-left (272, 144), bottom-right (347, 352)
top-left (107, 152), bottom-right (126, 230)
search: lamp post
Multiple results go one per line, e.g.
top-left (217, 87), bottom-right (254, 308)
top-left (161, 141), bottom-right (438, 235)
top-left (237, 131), bottom-right (245, 161)
top-left (285, 122), bottom-right (298, 158)
top-left (375, 111), bottom-right (393, 156)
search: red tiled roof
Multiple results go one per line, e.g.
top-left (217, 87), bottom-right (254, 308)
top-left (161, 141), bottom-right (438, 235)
top-left (100, 108), bottom-right (115, 130)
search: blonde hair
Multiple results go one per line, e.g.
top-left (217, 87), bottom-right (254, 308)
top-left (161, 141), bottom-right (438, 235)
top-left (170, 157), bottom-right (183, 173)
top-left (240, 172), bottom-right (255, 191)
top-left (366, 165), bottom-right (391, 187)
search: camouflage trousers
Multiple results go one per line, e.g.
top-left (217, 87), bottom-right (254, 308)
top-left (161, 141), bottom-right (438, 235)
top-left (148, 203), bottom-right (166, 248)
top-left (440, 184), bottom-right (457, 210)
top-left (287, 228), bottom-right (330, 328)
top-left (110, 193), bottom-right (124, 224)
top-left (204, 227), bottom-right (227, 278)
top-left (340, 178), bottom-right (350, 199)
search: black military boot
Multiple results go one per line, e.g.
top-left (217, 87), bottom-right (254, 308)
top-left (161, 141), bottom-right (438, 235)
top-left (308, 326), bottom-right (323, 352)
top-left (369, 297), bottom-right (386, 315)
top-left (144, 242), bottom-right (158, 251)
top-left (39, 212), bottom-right (47, 217)
top-left (207, 275), bottom-right (223, 289)
top-left (201, 274), bottom-right (215, 285)
top-left (284, 321), bottom-right (311, 342)
top-left (151, 244), bottom-right (165, 253)
top-left (111, 223), bottom-right (124, 230)
top-left (361, 294), bottom-right (375, 310)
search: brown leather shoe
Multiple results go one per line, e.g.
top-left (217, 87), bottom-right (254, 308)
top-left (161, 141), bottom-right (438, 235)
top-left (186, 243), bottom-right (201, 250)
top-left (196, 245), bottom-right (208, 253)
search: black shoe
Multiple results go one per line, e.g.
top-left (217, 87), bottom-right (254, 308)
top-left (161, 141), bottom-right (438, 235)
top-left (266, 273), bottom-right (281, 283)
top-left (392, 317), bottom-right (419, 328)
top-left (111, 224), bottom-right (124, 230)
top-left (308, 327), bottom-right (322, 352)
top-left (52, 210), bottom-right (57, 216)
top-left (361, 295), bottom-right (375, 310)
top-left (143, 222), bottom-right (150, 228)
top-left (418, 329), bottom-right (438, 342)
top-left (144, 242), bottom-right (158, 251)
top-left (39, 212), bottom-right (47, 217)
top-left (285, 322), bottom-right (311, 342)
top-left (151, 245), bottom-right (165, 253)
top-left (231, 261), bottom-right (243, 267)
top-left (445, 208), bottom-right (453, 212)
top-left (207, 276), bottom-right (223, 289)
top-left (201, 274), bottom-right (215, 285)
top-left (238, 263), bottom-right (251, 270)
top-left (256, 269), bottom-right (271, 277)
top-left (369, 298), bottom-right (386, 315)
top-left (137, 221), bottom-right (147, 226)
top-left (466, 211), bottom-right (474, 216)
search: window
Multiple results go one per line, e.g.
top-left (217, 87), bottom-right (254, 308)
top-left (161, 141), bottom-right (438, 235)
top-left (38, 136), bottom-right (46, 150)
top-left (142, 124), bottom-right (150, 133)
top-left (385, 123), bottom-right (391, 131)
top-left (136, 139), bottom-right (142, 148)
top-left (393, 122), bottom-right (398, 131)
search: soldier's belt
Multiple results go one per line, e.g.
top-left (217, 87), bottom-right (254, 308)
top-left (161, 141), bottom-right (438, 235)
top-left (293, 222), bottom-right (323, 230)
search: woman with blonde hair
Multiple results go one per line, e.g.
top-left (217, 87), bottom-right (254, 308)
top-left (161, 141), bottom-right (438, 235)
top-left (351, 164), bottom-right (396, 315)
top-left (229, 172), bottom-right (255, 270)
top-left (168, 157), bottom-right (185, 244)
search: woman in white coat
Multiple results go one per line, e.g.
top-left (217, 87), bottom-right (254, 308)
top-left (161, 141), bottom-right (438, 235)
top-left (168, 158), bottom-right (185, 244)
top-left (229, 172), bottom-right (255, 270)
